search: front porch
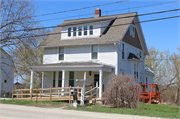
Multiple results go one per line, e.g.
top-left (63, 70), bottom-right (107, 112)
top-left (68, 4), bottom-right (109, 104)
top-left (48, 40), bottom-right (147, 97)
top-left (30, 62), bottom-right (114, 100)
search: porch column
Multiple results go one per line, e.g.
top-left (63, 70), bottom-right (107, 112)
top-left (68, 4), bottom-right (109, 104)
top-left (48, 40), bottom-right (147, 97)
top-left (42, 72), bottom-right (44, 92)
top-left (62, 70), bottom-right (65, 90)
top-left (99, 70), bottom-right (103, 99)
top-left (30, 70), bottom-right (34, 89)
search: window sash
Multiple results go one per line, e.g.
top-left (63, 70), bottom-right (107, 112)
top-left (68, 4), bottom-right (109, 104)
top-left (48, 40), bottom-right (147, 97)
top-left (69, 80), bottom-right (74, 87)
top-left (58, 80), bottom-right (62, 87)
top-left (69, 71), bottom-right (74, 79)
top-left (92, 52), bottom-right (97, 59)
top-left (89, 25), bottom-right (93, 35)
top-left (92, 45), bottom-right (98, 59)
top-left (78, 26), bottom-right (82, 36)
top-left (73, 27), bottom-right (76, 36)
top-left (59, 48), bottom-right (64, 60)
top-left (84, 26), bottom-right (87, 35)
top-left (68, 27), bottom-right (71, 37)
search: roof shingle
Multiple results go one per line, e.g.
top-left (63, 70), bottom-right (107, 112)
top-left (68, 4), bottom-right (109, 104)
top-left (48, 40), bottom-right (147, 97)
top-left (40, 12), bottom-right (137, 47)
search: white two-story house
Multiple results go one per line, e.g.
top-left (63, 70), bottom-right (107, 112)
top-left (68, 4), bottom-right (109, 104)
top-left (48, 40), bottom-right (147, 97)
top-left (0, 48), bottom-right (14, 97)
top-left (30, 8), bottom-right (154, 99)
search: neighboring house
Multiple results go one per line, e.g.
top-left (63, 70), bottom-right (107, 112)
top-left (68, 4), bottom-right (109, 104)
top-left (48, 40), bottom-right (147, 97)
top-left (14, 82), bottom-right (25, 89)
top-left (30, 8), bottom-right (154, 99)
top-left (0, 48), bottom-right (14, 97)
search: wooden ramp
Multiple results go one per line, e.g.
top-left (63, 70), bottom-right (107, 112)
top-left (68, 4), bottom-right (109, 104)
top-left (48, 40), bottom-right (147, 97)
top-left (12, 87), bottom-right (83, 103)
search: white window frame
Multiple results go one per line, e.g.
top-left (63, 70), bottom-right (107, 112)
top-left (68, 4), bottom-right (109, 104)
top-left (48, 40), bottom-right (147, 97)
top-left (68, 27), bottom-right (71, 37)
top-left (84, 26), bottom-right (88, 36)
top-left (91, 45), bottom-right (98, 60)
top-left (89, 25), bottom-right (93, 35)
top-left (122, 43), bottom-right (125, 59)
top-left (58, 47), bottom-right (64, 61)
top-left (73, 27), bottom-right (77, 37)
top-left (134, 63), bottom-right (138, 79)
top-left (130, 24), bottom-right (135, 38)
top-left (78, 26), bottom-right (82, 36)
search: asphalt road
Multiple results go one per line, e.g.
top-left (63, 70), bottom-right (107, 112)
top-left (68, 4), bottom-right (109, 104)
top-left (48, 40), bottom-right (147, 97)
top-left (0, 104), bottom-right (163, 119)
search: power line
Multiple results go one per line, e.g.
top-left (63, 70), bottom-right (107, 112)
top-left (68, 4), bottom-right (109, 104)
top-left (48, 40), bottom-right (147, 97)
top-left (35, 1), bottom-right (178, 23)
top-left (31, 0), bottom-right (128, 18)
top-left (1, 8), bottom-right (179, 33)
top-left (4, 14), bottom-right (180, 40)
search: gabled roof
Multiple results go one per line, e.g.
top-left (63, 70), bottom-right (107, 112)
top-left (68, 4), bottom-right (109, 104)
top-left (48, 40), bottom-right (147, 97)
top-left (40, 12), bottom-right (137, 47)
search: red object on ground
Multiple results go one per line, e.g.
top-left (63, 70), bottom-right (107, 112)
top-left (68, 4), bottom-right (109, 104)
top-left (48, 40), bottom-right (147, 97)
top-left (136, 84), bottom-right (161, 104)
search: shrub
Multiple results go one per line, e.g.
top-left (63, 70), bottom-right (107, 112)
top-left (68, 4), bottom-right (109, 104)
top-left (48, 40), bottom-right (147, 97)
top-left (102, 74), bottom-right (141, 109)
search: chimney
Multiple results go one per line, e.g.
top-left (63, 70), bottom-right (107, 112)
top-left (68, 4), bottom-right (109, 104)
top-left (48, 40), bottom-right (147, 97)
top-left (95, 8), bottom-right (101, 17)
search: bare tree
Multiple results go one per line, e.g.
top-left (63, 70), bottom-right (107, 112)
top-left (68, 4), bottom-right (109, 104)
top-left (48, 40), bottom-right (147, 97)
top-left (103, 75), bottom-right (140, 109)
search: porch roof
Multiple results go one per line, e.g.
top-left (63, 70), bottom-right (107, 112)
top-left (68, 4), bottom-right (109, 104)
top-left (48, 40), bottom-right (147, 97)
top-left (30, 61), bottom-right (114, 72)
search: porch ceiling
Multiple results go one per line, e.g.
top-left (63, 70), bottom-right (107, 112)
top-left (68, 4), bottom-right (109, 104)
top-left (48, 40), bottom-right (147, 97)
top-left (30, 61), bottom-right (114, 72)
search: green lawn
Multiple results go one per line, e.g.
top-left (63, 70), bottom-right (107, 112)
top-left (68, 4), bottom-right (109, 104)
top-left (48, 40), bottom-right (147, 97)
top-left (1, 99), bottom-right (179, 118)
top-left (0, 99), bottom-right (68, 108)
top-left (68, 103), bottom-right (179, 118)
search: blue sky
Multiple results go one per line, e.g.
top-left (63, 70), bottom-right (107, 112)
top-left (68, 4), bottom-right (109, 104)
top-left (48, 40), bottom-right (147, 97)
top-left (34, 0), bottom-right (180, 54)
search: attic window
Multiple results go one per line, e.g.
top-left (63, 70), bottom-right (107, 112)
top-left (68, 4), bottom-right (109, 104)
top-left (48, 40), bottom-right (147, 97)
top-left (89, 25), bottom-right (93, 35)
top-left (84, 26), bottom-right (87, 35)
top-left (130, 24), bottom-right (135, 38)
top-left (73, 27), bottom-right (76, 36)
top-left (68, 28), bottom-right (71, 37)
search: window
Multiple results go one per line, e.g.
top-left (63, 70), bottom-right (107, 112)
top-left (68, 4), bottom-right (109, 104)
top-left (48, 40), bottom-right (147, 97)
top-left (68, 27), bottom-right (71, 37)
top-left (78, 26), bottom-right (82, 36)
top-left (69, 71), bottom-right (74, 87)
top-left (58, 71), bottom-right (62, 87)
top-left (130, 24), bottom-right (135, 38)
top-left (134, 63), bottom-right (138, 79)
top-left (73, 27), bottom-right (76, 36)
top-left (4, 80), bottom-right (7, 83)
top-left (146, 77), bottom-right (148, 88)
top-left (84, 26), bottom-right (87, 35)
top-left (53, 72), bottom-right (56, 87)
top-left (92, 45), bottom-right (98, 59)
top-left (122, 72), bottom-right (125, 76)
top-left (89, 25), bottom-right (93, 35)
top-left (139, 51), bottom-right (141, 58)
top-left (122, 44), bottom-right (124, 59)
top-left (59, 47), bottom-right (64, 60)
top-left (140, 73), bottom-right (142, 84)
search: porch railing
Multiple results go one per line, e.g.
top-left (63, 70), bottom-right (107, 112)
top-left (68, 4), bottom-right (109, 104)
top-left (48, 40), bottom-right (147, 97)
top-left (12, 87), bottom-right (83, 103)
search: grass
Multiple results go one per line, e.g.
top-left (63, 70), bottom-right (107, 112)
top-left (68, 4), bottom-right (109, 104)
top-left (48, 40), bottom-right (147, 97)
top-left (0, 99), bottom-right (68, 108)
top-left (1, 99), bottom-right (179, 118)
top-left (68, 103), bottom-right (179, 118)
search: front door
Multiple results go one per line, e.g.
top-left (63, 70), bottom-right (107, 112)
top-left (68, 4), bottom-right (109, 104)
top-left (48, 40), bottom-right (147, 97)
top-left (94, 74), bottom-right (99, 87)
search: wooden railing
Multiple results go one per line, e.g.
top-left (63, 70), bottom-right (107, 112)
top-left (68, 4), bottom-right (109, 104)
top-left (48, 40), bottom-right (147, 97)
top-left (12, 87), bottom-right (83, 103)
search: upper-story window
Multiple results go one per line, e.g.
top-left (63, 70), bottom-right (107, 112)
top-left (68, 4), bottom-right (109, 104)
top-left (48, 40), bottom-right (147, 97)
top-left (89, 25), bottom-right (93, 35)
top-left (139, 51), bottom-right (141, 58)
top-left (78, 26), bottom-right (82, 36)
top-left (92, 45), bottom-right (98, 59)
top-left (130, 24), bottom-right (135, 38)
top-left (73, 27), bottom-right (76, 36)
top-left (59, 47), bottom-right (64, 60)
top-left (134, 63), bottom-right (138, 78)
top-left (122, 43), bottom-right (124, 59)
top-left (84, 26), bottom-right (87, 35)
top-left (68, 28), bottom-right (71, 37)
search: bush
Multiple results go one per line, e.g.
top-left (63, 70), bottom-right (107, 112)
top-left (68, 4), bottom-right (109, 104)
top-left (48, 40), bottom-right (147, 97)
top-left (102, 74), bottom-right (141, 109)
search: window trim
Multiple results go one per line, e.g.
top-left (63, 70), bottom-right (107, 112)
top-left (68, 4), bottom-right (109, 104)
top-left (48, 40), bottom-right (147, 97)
top-left (78, 26), bottom-right (82, 36)
top-left (53, 71), bottom-right (56, 87)
top-left (84, 26), bottom-right (88, 36)
top-left (130, 24), bottom-right (135, 38)
top-left (91, 45), bottom-right (98, 60)
top-left (68, 27), bottom-right (71, 37)
top-left (58, 47), bottom-right (64, 61)
top-left (73, 27), bottom-right (77, 37)
top-left (122, 43), bottom-right (125, 59)
top-left (69, 71), bottom-right (74, 87)
top-left (89, 25), bottom-right (93, 35)
top-left (134, 63), bottom-right (138, 79)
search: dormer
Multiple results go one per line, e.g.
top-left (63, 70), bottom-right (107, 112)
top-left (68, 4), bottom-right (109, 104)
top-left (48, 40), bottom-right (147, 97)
top-left (61, 8), bottom-right (114, 40)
